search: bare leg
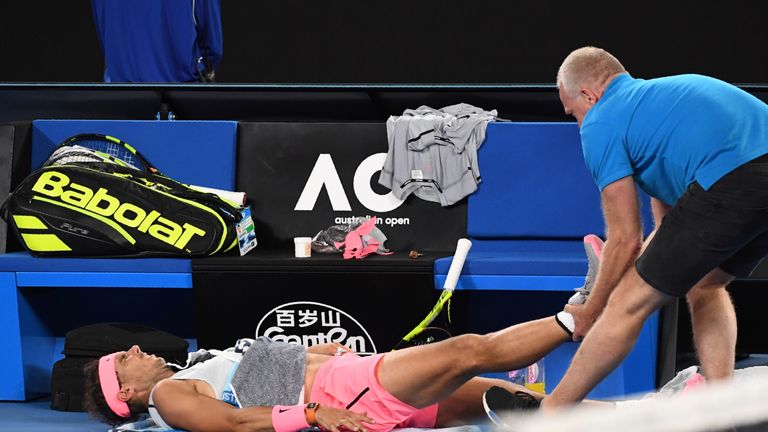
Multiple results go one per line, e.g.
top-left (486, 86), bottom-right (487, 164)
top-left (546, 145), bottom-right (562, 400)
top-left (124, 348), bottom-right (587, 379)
top-left (433, 377), bottom-right (525, 427)
top-left (377, 316), bottom-right (570, 408)
top-left (541, 269), bottom-right (670, 409)
top-left (686, 268), bottom-right (736, 381)
top-left (434, 376), bottom-right (614, 427)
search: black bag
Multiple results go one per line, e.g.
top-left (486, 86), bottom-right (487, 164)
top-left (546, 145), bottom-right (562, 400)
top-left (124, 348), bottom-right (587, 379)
top-left (1, 134), bottom-right (241, 257)
top-left (51, 322), bottom-right (189, 412)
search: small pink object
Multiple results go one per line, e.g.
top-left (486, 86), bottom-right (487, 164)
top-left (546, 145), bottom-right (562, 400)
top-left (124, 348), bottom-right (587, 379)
top-left (683, 372), bottom-right (706, 393)
top-left (339, 217), bottom-right (389, 259)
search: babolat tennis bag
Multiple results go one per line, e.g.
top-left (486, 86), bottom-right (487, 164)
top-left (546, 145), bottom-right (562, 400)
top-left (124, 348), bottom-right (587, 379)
top-left (50, 322), bottom-right (189, 412)
top-left (1, 134), bottom-right (241, 257)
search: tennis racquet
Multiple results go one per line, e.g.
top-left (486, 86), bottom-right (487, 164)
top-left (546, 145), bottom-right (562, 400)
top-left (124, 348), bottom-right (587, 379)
top-left (46, 134), bottom-right (161, 175)
top-left (393, 238), bottom-right (472, 349)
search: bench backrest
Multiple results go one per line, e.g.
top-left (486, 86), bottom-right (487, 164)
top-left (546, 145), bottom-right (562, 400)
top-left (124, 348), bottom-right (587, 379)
top-left (469, 122), bottom-right (605, 240)
top-left (31, 120), bottom-right (237, 190)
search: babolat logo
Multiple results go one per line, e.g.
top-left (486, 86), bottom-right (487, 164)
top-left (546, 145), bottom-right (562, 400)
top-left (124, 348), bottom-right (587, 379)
top-left (255, 301), bottom-right (377, 355)
top-left (31, 170), bottom-right (206, 249)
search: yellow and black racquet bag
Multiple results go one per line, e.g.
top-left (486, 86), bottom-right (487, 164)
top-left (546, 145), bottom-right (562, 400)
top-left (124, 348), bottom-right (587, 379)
top-left (1, 134), bottom-right (241, 257)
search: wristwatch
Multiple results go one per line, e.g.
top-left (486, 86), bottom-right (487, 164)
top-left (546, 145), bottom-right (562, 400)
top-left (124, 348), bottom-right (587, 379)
top-left (305, 402), bottom-right (320, 426)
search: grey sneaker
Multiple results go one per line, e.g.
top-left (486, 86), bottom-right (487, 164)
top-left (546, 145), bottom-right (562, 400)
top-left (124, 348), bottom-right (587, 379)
top-left (568, 234), bottom-right (604, 305)
top-left (482, 386), bottom-right (541, 428)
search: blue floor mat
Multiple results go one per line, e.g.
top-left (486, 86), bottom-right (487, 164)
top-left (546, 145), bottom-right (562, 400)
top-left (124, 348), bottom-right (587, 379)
top-left (0, 399), bottom-right (104, 432)
top-left (0, 399), bottom-right (490, 432)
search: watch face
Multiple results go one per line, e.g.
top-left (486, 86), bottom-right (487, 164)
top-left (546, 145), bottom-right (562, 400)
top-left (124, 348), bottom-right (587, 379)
top-left (307, 402), bottom-right (318, 410)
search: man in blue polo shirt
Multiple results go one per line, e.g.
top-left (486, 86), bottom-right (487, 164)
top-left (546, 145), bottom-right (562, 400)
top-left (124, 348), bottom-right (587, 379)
top-left (92, 0), bottom-right (223, 83)
top-left (542, 46), bottom-right (768, 410)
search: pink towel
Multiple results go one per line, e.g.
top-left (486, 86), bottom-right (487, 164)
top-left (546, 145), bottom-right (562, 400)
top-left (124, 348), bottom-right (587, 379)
top-left (337, 217), bottom-right (392, 259)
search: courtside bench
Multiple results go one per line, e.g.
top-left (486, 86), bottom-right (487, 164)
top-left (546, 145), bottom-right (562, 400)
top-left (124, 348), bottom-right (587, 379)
top-left (0, 119), bottom-right (236, 400)
top-left (434, 122), bottom-right (660, 399)
top-left (1, 119), bottom-right (662, 402)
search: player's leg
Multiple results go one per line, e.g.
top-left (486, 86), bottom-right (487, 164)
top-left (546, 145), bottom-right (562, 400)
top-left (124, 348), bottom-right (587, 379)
top-left (377, 316), bottom-right (570, 408)
top-left (433, 377), bottom-right (535, 426)
top-left (434, 376), bottom-right (613, 427)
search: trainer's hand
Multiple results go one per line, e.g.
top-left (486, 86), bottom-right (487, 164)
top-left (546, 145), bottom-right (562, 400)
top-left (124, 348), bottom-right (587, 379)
top-left (306, 342), bottom-right (354, 356)
top-left (316, 406), bottom-right (375, 432)
top-left (565, 303), bottom-right (599, 341)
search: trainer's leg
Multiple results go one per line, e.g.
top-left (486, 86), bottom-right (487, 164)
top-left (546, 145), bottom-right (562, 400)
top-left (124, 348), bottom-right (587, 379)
top-left (377, 316), bottom-right (570, 408)
top-left (686, 268), bottom-right (736, 381)
top-left (542, 269), bottom-right (670, 409)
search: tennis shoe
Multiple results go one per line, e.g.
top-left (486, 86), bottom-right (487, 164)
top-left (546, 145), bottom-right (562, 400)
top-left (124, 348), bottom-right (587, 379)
top-left (568, 234), bottom-right (604, 305)
top-left (482, 386), bottom-right (540, 428)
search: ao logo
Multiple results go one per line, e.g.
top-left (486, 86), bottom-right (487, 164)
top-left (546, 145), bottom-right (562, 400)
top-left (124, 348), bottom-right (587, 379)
top-left (294, 153), bottom-right (404, 212)
top-left (255, 301), bottom-right (378, 355)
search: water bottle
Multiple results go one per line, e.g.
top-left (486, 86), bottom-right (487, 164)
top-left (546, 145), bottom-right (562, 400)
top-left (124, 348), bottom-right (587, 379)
top-left (507, 368), bottom-right (527, 386)
top-left (524, 358), bottom-right (546, 393)
top-left (505, 357), bottom-right (545, 392)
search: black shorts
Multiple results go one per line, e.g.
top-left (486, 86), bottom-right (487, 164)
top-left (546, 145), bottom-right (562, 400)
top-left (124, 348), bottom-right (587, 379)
top-left (636, 153), bottom-right (768, 297)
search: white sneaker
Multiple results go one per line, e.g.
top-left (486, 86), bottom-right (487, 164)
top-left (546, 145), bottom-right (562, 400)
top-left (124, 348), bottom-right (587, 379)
top-left (568, 234), bottom-right (604, 305)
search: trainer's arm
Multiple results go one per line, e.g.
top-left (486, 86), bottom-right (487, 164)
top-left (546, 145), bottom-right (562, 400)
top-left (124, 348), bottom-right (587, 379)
top-left (650, 197), bottom-right (671, 230)
top-left (567, 176), bottom-right (643, 339)
top-left (152, 379), bottom-right (373, 432)
top-left (639, 197), bottom-right (672, 252)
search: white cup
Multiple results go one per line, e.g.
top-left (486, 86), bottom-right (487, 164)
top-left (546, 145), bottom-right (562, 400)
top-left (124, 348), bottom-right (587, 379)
top-left (294, 237), bottom-right (312, 258)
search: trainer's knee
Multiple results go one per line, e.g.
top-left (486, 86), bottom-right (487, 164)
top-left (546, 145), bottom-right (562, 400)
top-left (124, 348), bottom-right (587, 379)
top-left (606, 271), bottom-right (668, 318)
top-left (687, 284), bottom-right (731, 312)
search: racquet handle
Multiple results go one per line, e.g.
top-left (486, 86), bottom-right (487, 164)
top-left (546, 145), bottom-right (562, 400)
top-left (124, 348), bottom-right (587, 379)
top-left (443, 238), bottom-right (472, 291)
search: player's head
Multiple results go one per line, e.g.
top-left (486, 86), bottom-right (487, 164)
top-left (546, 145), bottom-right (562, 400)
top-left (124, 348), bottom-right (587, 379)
top-left (556, 46), bottom-right (625, 126)
top-left (83, 345), bottom-right (167, 425)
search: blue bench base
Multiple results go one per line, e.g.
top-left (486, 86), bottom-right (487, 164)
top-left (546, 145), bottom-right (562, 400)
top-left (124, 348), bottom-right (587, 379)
top-left (1, 119), bottom-right (237, 400)
top-left (0, 252), bottom-right (193, 400)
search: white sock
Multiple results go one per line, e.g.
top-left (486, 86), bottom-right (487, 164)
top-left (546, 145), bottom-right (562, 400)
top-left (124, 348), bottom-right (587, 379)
top-left (555, 311), bottom-right (575, 336)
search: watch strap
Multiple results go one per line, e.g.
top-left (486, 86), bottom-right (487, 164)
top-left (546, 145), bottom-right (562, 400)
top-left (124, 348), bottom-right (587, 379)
top-left (305, 402), bottom-right (319, 426)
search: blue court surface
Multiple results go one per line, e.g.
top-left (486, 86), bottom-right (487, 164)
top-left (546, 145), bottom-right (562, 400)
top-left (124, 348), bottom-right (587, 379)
top-left (0, 399), bottom-right (490, 432)
top-left (0, 399), bottom-right (104, 432)
top-left (2, 357), bottom-right (766, 432)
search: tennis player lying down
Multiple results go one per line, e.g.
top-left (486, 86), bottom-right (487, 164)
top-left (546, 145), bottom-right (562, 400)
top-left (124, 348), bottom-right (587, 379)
top-left (83, 313), bottom-right (577, 432)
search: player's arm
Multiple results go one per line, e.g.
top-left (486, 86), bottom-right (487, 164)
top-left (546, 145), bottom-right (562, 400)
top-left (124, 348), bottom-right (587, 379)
top-left (152, 379), bottom-right (272, 432)
top-left (152, 379), bottom-right (373, 432)
top-left (567, 176), bottom-right (644, 339)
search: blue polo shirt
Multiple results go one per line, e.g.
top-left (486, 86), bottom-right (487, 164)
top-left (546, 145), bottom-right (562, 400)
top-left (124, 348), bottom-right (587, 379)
top-left (92, 0), bottom-right (223, 83)
top-left (581, 73), bottom-right (768, 204)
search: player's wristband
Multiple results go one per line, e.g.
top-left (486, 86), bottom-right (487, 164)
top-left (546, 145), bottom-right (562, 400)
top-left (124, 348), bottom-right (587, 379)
top-left (272, 405), bottom-right (311, 432)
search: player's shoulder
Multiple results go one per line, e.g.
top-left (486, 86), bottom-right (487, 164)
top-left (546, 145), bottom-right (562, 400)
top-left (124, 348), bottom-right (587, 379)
top-left (153, 377), bottom-right (210, 401)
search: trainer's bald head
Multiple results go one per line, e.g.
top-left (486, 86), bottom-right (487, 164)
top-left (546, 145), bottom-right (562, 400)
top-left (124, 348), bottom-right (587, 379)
top-left (557, 47), bottom-right (626, 97)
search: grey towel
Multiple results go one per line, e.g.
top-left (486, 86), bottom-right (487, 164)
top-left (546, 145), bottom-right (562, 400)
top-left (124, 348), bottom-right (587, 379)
top-left (231, 337), bottom-right (306, 407)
